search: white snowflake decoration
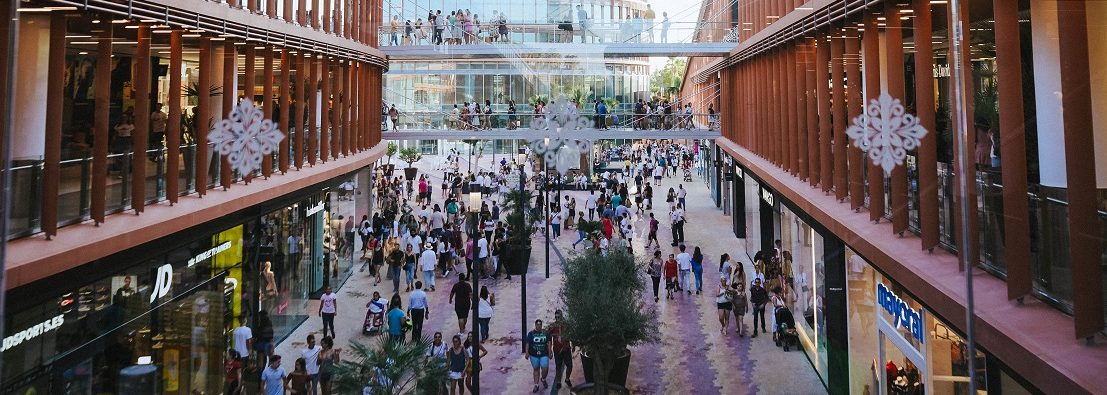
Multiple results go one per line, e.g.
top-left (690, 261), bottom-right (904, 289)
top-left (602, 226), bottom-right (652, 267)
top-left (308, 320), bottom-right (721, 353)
top-left (530, 137), bottom-right (591, 175)
top-left (209, 99), bottom-right (286, 175)
top-left (846, 92), bottom-right (928, 176)
top-left (529, 96), bottom-right (592, 131)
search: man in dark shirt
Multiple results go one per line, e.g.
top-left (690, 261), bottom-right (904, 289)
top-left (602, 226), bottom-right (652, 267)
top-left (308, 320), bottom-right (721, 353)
top-left (547, 310), bottom-right (574, 388)
top-left (449, 273), bottom-right (472, 335)
top-left (749, 278), bottom-right (769, 337)
top-left (523, 319), bottom-right (551, 393)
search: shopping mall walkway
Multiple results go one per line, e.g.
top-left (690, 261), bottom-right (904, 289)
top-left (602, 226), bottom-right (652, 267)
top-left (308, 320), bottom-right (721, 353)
top-left (273, 152), bottom-right (826, 394)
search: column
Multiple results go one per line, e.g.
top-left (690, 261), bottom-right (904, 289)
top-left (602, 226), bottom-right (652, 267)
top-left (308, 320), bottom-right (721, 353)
top-left (197, 38), bottom-right (211, 196)
top-left (832, 34), bottom-right (848, 200)
top-left (846, 30), bottom-right (865, 210)
top-left (805, 38), bottom-right (819, 186)
top-left (132, 25), bottom-right (151, 213)
top-left (279, 48), bottom-right (290, 173)
top-left (42, 14), bottom-right (66, 236)
top-left (91, 26), bottom-right (111, 223)
top-left (221, 41), bottom-right (235, 189)
top-left (816, 35), bottom-right (832, 193)
top-left (885, 2), bottom-right (909, 234)
top-left (1056, 0), bottom-right (1103, 340)
top-left (308, 54), bottom-right (319, 165)
top-left (320, 57), bottom-right (331, 162)
top-left (167, 31), bottom-right (183, 202)
top-left (244, 45), bottom-right (256, 180)
top-left (914, 0), bottom-right (940, 250)
top-left (262, 46), bottom-right (275, 177)
top-left (863, 14), bottom-right (884, 222)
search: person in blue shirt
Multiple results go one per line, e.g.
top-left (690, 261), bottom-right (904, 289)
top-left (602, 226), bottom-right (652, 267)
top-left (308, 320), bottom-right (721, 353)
top-left (260, 354), bottom-right (288, 395)
top-left (386, 294), bottom-right (407, 344)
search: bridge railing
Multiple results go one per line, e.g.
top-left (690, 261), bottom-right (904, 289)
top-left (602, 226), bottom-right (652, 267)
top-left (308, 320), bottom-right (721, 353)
top-left (382, 110), bottom-right (720, 131)
top-left (378, 21), bottom-right (738, 47)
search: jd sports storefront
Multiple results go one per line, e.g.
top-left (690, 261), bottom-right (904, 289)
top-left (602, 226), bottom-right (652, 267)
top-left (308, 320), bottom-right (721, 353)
top-left (1, 169), bottom-right (371, 394)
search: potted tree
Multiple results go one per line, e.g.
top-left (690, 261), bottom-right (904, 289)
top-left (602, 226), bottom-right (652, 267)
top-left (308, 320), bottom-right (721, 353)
top-left (561, 249), bottom-right (659, 394)
top-left (330, 336), bottom-right (449, 395)
top-left (502, 188), bottom-right (537, 275)
top-left (398, 146), bottom-right (422, 180)
top-left (381, 141), bottom-right (398, 177)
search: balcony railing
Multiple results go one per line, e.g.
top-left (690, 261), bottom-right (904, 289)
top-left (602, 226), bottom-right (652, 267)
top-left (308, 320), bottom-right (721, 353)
top-left (378, 21), bottom-right (738, 46)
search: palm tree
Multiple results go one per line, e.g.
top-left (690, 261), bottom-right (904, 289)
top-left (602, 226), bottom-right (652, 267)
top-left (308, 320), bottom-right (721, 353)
top-left (330, 336), bottom-right (449, 395)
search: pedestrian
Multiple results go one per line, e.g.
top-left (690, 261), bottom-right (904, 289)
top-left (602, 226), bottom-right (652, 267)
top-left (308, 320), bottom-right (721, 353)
top-left (676, 245), bottom-right (692, 295)
top-left (388, 240), bottom-right (404, 294)
top-left (548, 310), bottom-right (574, 389)
top-left (666, 187), bottom-right (676, 211)
top-left (408, 281), bottom-right (430, 342)
top-left (691, 246), bottom-right (705, 294)
top-left (421, 243), bottom-right (438, 291)
top-left (731, 279), bottom-right (749, 336)
top-left (464, 332), bottom-right (488, 392)
top-left (387, 294), bottom-right (407, 344)
top-left (254, 310), bottom-right (276, 368)
top-left (450, 273), bottom-right (473, 334)
top-left (719, 253), bottom-right (733, 284)
top-left (318, 286), bottom-right (337, 340)
top-left (664, 253), bottom-right (678, 299)
top-left (523, 319), bottom-right (551, 393)
top-left (550, 209), bottom-right (561, 238)
top-left (716, 277), bottom-right (733, 334)
top-left (477, 286), bottom-right (494, 341)
top-left (586, 190), bottom-right (597, 220)
top-left (447, 335), bottom-right (468, 395)
top-left (670, 204), bottom-right (686, 245)
top-left (301, 334), bottom-right (322, 395)
top-left (677, 184), bottom-right (687, 209)
top-left (232, 315), bottom-right (253, 370)
top-left (224, 349), bottom-right (243, 395)
top-left (648, 250), bottom-right (663, 302)
top-left (645, 212), bottom-right (660, 249)
top-left (318, 337), bottom-right (340, 395)
top-left (260, 355), bottom-right (287, 395)
top-left (404, 244), bottom-right (417, 292)
top-left (750, 278), bottom-right (769, 337)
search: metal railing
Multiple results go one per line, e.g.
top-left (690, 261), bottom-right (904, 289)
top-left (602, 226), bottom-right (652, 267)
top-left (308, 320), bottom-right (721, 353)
top-left (378, 21), bottom-right (738, 46)
top-left (382, 110), bottom-right (719, 131)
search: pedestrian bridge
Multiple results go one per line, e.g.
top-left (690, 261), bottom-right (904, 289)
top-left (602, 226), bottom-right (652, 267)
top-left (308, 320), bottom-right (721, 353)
top-left (381, 42), bottom-right (735, 60)
top-left (382, 128), bottom-right (721, 141)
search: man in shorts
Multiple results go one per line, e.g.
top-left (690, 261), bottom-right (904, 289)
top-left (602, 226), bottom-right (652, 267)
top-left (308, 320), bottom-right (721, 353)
top-left (449, 273), bottom-right (473, 335)
top-left (523, 319), bottom-right (551, 393)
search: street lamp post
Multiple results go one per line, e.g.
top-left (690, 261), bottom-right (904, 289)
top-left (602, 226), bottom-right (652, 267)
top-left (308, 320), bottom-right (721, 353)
top-left (467, 182), bottom-right (482, 394)
top-left (544, 170), bottom-right (551, 279)
top-left (516, 153), bottom-right (528, 353)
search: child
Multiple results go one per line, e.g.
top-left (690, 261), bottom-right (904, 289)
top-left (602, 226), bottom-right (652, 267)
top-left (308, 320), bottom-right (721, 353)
top-left (664, 254), bottom-right (679, 299)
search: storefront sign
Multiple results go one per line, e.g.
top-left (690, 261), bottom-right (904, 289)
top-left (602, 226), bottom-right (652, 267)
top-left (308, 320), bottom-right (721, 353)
top-left (933, 64), bottom-right (950, 78)
top-left (734, 166), bottom-right (744, 180)
top-left (187, 241), bottom-right (233, 267)
top-left (760, 187), bottom-right (775, 206)
top-left (305, 201), bottom-right (325, 217)
top-left (150, 264), bottom-right (173, 303)
top-left (1, 315), bottom-right (64, 352)
top-left (877, 283), bottom-right (924, 342)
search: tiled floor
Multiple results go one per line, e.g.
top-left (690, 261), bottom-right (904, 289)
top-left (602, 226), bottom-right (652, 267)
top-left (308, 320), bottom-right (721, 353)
top-left (272, 153), bottom-right (826, 394)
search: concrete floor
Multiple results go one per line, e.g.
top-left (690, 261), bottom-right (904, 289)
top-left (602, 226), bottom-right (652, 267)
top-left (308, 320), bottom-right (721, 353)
top-left (272, 152), bottom-right (826, 395)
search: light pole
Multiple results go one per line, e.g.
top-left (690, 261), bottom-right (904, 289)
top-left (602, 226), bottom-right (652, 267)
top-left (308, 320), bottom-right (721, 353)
top-left (516, 153), bottom-right (528, 353)
top-left (467, 182), bottom-right (482, 394)
top-left (544, 170), bottom-right (551, 279)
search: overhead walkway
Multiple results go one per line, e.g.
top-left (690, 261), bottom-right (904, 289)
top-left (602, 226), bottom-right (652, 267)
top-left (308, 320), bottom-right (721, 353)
top-left (379, 21), bottom-right (737, 60)
top-left (381, 110), bottom-right (721, 141)
top-left (382, 127), bottom-right (721, 141)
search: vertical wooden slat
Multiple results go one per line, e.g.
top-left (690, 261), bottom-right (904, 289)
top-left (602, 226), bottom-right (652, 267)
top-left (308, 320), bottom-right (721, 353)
top-left (805, 38), bottom-right (819, 186)
top-left (334, 61), bottom-right (344, 159)
top-left (92, 27), bottom-right (112, 223)
top-left (267, 0), bottom-right (276, 18)
top-left (221, 41), bottom-right (235, 189)
top-left (279, 48), bottom-right (291, 173)
top-left (324, 0), bottom-right (332, 32)
top-left (42, 14), bottom-right (66, 237)
top-left (308, 54), bottom-right (319, 165)
top-left (796, 42), bottom-right (809, 181)
top-left (320, 57), bottom-right (331, 162)
top-left (293, 53), bottom-right (305, 169)
top-left (196, 38), bottom-right (211, 196)
top-left (285, 0), bottom-right (293, 22)
top-left (846, 30), bottom-right (865, 210)
top-left (244, 45), bottom-right (256, 181)
top-left (816, 35), bottom-right (832, 193)
top-left (262, 46), bottom-right (275, 177)
top-left (771, 50), bottom-right (781, 166)
top-left (992, 0), bottom-right (1030, 297)
top-left (885, 2), bottom-right (909, 234)
top-left (167, 31), bottom-right (182, 203)
top-left (340, 62), bottom-right (349, 157)
top-left (1056, 0), bottom-right (1103, 340)
top-left (299, 0), bottom-right (307, 26)
top-left (831, 34), bottom-right (848, 200)
top-left (786, 43), bottom-right (799, 175)
top-left (132, 25), bottom-right (151, 213)
top-left (914, 0), bottom-right (940, 250)
top-left (864, 14), bottom-right (884, 222)
top-left (313, 0), bottom-right (321, 29)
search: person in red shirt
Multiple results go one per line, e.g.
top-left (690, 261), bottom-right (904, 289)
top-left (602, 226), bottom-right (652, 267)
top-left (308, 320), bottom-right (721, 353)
top-left (223, 348), bottom-right (243, 395)
top-left (601, 215), bottom-right (614, 239)
top-left (664, 254), bottom-right (679, 299)
top-left (547, 310), bottom-right (574, 389)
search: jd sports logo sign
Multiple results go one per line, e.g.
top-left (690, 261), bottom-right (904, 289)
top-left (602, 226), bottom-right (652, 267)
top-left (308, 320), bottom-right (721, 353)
top-left (150, 264), bottom-right (173, 303)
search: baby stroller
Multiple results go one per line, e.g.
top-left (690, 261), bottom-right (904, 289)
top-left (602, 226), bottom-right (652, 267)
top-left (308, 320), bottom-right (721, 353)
top-left (682, 168), bottom-right (693, 182)
top-left (774, 306), bottom-right (799, 351)
top-left (363, 298), bottom-right (387, 335)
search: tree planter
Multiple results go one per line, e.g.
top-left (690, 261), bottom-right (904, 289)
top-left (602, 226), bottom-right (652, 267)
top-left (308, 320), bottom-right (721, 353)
top-left (503, 243), bottom-right (532, 275)
top-left (569, 383), bottom-right (629, 395)
top-left (580, 349), bottom-right (631, 387)
top-left (403, 167), bottom-right (418, 180)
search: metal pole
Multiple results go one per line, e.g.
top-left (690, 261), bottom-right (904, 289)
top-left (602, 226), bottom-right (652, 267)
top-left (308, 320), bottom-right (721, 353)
top-left (544, 172), bottom-right (550, 279)
top-left (0, 0), bottom-right (22, 377)
top-left (948, 0), bottom-right (977, 392)
top-left (518, 161), bottom-right (527, 354)
top-left (470, 210), bottom-right (480, 394)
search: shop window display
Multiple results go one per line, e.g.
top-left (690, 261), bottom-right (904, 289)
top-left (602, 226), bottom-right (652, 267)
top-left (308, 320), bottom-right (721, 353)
top-left (777, 206), bottom-right (828, 381)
